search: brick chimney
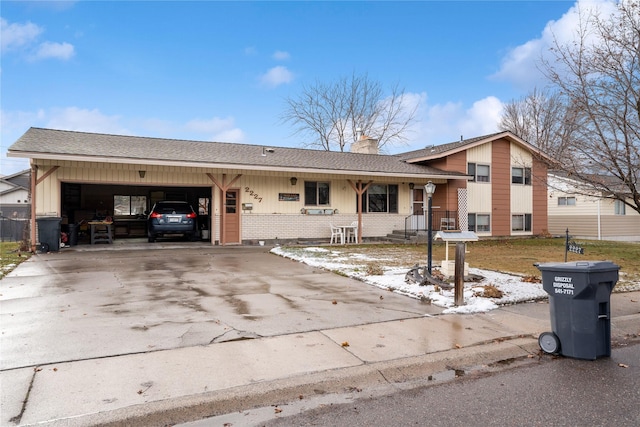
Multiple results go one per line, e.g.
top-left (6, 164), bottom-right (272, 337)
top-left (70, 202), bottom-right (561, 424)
top-left (350, 134), bottom-right (379, 154)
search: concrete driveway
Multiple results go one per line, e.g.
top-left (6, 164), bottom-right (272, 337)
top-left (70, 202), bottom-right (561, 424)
top-left (0, 243), bottom-right (442, 371)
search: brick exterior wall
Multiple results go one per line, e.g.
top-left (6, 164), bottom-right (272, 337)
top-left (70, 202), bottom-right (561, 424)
top-left (211, 213), bottom-right (407, 244)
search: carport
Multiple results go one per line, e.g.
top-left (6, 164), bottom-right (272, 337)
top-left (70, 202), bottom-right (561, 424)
top-left (60, 182), bottom-right (212, 243)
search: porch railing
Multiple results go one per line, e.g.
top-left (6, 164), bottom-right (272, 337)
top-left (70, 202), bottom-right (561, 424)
top-left (404, 211), bottom-right (459, 239)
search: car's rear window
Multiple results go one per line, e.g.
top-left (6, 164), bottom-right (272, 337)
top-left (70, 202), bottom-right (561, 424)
top-left (154, 203), bottom-right (193, 214)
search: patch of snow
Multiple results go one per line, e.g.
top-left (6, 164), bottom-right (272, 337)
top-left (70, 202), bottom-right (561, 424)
top-left (272, 246), bottom-right (548, 314)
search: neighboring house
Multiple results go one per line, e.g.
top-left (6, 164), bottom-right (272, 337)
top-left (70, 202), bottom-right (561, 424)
top-left (0, 169), bottom-right (31, 241)
top-left (548, 174), bottom-right (640, 241)
top-left (7, 128), bottom-right (549, 246)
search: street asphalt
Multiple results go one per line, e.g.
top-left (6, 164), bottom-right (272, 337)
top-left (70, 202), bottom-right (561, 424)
top-left (1, 241), bottom-right (639, 426)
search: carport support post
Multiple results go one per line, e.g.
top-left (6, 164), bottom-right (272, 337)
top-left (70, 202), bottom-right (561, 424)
top-left (454, 242), bottom-right (465, 306)
top-left (347, 179), bottom-right (373, 243)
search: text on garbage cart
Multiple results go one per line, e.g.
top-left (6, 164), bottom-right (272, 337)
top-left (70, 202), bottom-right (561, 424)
top-left (553, 276), bottom-right (574, 295)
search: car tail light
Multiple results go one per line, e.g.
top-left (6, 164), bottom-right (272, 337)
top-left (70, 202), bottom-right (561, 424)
top-left (186, 212), bottom-right (197, 219)
top-left (150, 212), bottom-right (163, 219)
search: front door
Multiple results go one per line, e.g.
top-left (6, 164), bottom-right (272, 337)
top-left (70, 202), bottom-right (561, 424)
top-left (223, 189), bottom-right (240, 244)
top-left (411, 188), bottom-right (426, 230)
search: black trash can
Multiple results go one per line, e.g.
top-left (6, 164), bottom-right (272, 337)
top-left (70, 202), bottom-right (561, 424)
top-left (36, 217), bottom-right (62, 252)
top-left (536, 261), bottom-right (619, 360)
top-left (67, 223), bottom-right (79, 246)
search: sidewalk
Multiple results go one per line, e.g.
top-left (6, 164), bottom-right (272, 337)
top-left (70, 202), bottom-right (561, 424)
top-left (3, 291), bottom-right (639, 427)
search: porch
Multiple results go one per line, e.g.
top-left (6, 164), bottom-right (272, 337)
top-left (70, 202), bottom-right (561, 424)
top-left (386, 211), bottom-right (461, 243)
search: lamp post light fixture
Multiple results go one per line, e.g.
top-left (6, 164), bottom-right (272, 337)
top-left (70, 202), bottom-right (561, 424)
top-left (290, 177), bottom-right (297, 186)
top-left (425, 181), bottom-right (436, 274)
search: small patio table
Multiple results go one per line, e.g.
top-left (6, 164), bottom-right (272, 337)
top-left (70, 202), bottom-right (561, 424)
top-left (338, 224), bottom-right (358, 244)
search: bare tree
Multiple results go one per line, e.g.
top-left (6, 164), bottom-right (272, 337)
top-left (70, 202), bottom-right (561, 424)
top-left (500, 87), bottom-right (577, 161)
top-left (537, 0), bottom-right (640, 214)
top-left (281, 73), bottom-right (417, 152)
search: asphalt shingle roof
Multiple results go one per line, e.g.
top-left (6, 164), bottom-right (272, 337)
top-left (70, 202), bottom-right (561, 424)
top-left (8, 128), bottom-right (466, 178)
top-left (396, 132), bottom-right (507, 161)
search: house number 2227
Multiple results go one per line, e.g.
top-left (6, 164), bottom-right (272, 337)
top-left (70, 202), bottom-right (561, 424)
top-left (244, 187), bottom-right (263, 203)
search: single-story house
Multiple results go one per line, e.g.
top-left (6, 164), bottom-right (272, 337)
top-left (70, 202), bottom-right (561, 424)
top-left (548, 174), bottom-right (640, 241)
top-left (7, 127), bottom-right (550, 247)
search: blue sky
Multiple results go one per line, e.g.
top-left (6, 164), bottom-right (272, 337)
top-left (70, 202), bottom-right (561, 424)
top-left (2, 0), bottom-right (604, 175)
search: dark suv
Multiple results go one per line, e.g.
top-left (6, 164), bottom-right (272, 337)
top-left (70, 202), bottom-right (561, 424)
top-left (147, 201), bottom-right (198, 242)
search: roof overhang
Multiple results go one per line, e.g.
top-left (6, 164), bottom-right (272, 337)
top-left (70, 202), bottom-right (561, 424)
top-left (9, 151), bottom-right (470, 181)
top-left (405, 131), bottom-right (555, 164)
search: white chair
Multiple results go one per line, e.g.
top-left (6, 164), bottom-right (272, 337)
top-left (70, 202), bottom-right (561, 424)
top-left (346, 221), bottom-right (358, 243)
top-left (330, 224), bottom-right (344, 245)
top-left (441, 218), bottom-right (456, 230)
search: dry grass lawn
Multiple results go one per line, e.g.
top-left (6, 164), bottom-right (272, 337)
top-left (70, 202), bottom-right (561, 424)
top-left (323, 237), bottom-right (640, 287)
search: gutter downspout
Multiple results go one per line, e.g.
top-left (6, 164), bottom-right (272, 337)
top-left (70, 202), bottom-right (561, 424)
top-left (597, 198), bottom-right (602, 240)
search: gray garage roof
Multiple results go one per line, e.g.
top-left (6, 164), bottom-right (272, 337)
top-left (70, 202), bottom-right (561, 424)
top-left (8, 127), bottom-right (468, 179)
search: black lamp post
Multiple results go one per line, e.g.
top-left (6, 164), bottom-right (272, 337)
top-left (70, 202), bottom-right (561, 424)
top-left (425, 181), bottom-right (436, 274)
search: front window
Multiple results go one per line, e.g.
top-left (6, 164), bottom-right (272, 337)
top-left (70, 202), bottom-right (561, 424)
top-left (512, 167), bottom-right (532, 185)
top-left (305, 181), bottom-right (330, 206)
top-left (614, 200), bottom-right (626, 215)
top-left (558, 196), bottom-right (576, 206)
top-left (114, 195), bottom-right (147, 216)
top-left (359, 184), bottom-right (398, 213)
top-left (468, 163), bottom-right (490, 182)
top-left (512, 214), bottom-right (532, 232)
top-left (468, 213), bottom-right (490, 232)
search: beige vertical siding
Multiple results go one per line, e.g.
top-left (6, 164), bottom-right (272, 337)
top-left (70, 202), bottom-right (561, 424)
top-left (510, 144), bottom-right (532, 167)
top-left (467, 183), bottom-right (492, 212)
top-left (510, 142), bottom-right (533, 236)
top-left (467, 144), bottom-right (492, 163)
top-left (510, 186), bottom-right (533, 213)
top-left (466, 138), bottom-right (492, 214)
top-left (35, 165), bottom-right (61, 215)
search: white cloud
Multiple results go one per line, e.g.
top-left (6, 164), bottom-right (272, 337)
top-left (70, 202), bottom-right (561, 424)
top-left (244, 46), bottom-right (257, 56)
top-left (1, 18), bottom-right (43, 52)
top-left (33, 41), bottom-right (75, 60)
top-left (185, 116), bottom-right (245, 142)
top-left (185, 116), bottom-right (235, 133)
top-left (1, 107), bottom-right (128, 175)
top-left (213, 128), bottom-right (246, 143)
top-left (272, 50), bottom-right (290, 60)
top-left (1, 17), bottom-right (75, 61)
top-left (492, 0), bottom-right (619, 89)
top-left (259, 66), bottom-right (294, 88)
top-left (393, 94), bottom-right (503, 153)
top-left (459, 96), bottom-right (504, 135)
top-left (46, 107), bottom-right (128, 134)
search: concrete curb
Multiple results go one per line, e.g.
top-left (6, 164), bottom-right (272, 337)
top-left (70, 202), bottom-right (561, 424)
top-left (28, 337), bottom-right (541, 427)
